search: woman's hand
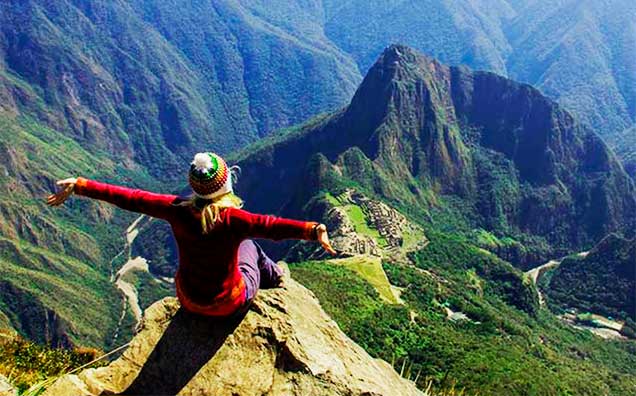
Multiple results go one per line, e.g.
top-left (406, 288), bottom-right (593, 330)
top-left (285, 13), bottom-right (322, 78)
top-left (46, 178), bottom-right (78, 207)
top-left (316, 224), bottom-right (337, 255)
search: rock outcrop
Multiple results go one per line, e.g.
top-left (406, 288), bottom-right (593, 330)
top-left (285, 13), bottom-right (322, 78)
top-left (0, 374), bottom-right (16, 396)
top-left (43, 275), bottom-right (423, 396)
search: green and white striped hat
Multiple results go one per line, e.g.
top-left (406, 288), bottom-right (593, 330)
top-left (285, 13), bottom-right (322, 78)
top-left (188, 152), bottom-right (233, 199)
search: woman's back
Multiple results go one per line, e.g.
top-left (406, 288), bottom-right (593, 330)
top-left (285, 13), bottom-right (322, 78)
top-left (169, 205), bottom-right (316, 314)
top-left (47, 152), bottom-right (334, 317)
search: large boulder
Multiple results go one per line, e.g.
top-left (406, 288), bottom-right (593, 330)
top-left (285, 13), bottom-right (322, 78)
top-left (43, 276), bottom-right (422, 396)
top-left (0, 374), bottom-right (16, 396)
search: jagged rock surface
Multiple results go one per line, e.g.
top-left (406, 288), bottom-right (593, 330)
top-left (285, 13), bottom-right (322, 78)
top-left (43, 277), bottom-right (423, 396)
top-left (0, 374), bottom-right (16, 396)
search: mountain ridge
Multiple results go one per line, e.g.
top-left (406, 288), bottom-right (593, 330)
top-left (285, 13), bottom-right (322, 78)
top-left (230, 45), bottom-right (636, 268)
top-left (545, 233), bottom-right (636, 324)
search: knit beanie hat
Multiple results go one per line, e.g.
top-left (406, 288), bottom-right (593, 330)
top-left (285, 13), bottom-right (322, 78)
top-left (188, 152), bottom-right (233, 199)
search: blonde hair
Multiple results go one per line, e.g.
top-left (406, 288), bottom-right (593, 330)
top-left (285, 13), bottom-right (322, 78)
top-left (184, 163), bottom-right (243, 233)
top-left (192, 192), bottom-right (243, 234)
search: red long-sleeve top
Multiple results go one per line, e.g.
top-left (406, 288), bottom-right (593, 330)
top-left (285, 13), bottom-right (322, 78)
top-left (75, 177), bottom-right (317, 316)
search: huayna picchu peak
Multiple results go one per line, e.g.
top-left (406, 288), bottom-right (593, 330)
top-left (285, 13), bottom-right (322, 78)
top-left (230, 45), bottom-right (636, 269)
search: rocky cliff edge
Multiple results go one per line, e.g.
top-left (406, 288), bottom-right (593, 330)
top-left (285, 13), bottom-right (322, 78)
top-left (43, 273), bottom-right (422, 396)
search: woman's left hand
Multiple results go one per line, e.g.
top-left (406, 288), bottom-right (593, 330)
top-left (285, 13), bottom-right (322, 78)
top-left (46, 178), bottom-right (78, 207)
top-left (316, 224), bottom-right (337, 255)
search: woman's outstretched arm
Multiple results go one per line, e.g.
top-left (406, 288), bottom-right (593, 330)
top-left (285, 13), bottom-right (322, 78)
top-left (47, 177), bottom-right (178, 220)
top-left (226, 208), bottom-right (336, 255)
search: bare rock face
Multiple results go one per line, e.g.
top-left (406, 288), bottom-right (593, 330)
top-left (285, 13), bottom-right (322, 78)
top-left (43, 276), bottom-right (422, 396)
top-left (0, 374), bottom-right (16, 396)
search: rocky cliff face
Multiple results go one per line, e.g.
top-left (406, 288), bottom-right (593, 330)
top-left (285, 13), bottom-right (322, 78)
top-left (43, 275), bottom-right (423, 396)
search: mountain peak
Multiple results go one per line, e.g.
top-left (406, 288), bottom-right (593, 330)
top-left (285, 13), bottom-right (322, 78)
top-left (350, 44), bottom-right (440, 101)
top-left (234, 45), bottom-right (635, 267)
top-left (379, 44), bottom-right (426, 65)
top-left (43, 274), bottom-right (423, 396)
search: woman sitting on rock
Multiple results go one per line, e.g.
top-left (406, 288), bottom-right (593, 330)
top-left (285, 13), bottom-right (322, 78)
top-left (47, 152), bottom-right (336, 317)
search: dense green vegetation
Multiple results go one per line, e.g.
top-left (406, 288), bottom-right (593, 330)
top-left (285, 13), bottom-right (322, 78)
top-left (0, 330), bottom-right (104, 393)
top-left (322, 0), bottom-right (636, 141)
top-left (291, 232), bottom-right (636, 395)
top-left (324, 255), bottom-right (397, 304)
top-left (545, 234), bottom-right (635, 323)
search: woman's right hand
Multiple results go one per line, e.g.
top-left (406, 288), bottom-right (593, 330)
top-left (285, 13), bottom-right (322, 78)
top-left (46, 178), bottom-right (78, 207)
top-left (316, 224), bottom-right (337, 255)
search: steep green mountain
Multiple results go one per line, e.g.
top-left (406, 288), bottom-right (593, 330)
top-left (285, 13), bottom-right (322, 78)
top-left (321, 0), bottom-right (636, 144)
top-left (0, 0), bottom-right (360, 349)
top-left (5, 0), bottom-right (632, 173)
top-left (218, 45), bottom-right (636, 395)
top-left (545, 234), bottom-right (635, 324)
top-left (0, 112), bottom-right (147, 348)
top-left (505, 0), bottom-right (636, 138)
top-left (0, 0), bottom-right (359, 178)
top-left (232, 45), bottom-right (636, 269)
top-left (606, 125), bottom-right (636, 178)
top-left (322, 0), bottom-right (514, 74)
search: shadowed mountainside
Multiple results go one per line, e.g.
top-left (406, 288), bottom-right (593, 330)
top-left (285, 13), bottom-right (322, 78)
top-left (322, 0), bottom-right (636, 142)
top-left (231, 45), bottom-right (636, 268)
top-left (546, 234), bottom-right (636, 324)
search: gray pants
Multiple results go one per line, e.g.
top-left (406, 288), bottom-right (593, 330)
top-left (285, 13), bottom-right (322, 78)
top-left (238, 240), bottom-right (283, 305)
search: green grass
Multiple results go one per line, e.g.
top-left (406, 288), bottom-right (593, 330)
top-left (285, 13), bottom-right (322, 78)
top-left (324, 191), bottom-right (341, 207)
top-left (342, 204), bottom-right (388, 247)
top-left (290, 230), bottom-right (636, 395)
top-left (401, 223), bottom-right (428, 252)
top-left (326, 255), bottom-right (398, 304)
top-left (0, 330), bottom-right (104, 393)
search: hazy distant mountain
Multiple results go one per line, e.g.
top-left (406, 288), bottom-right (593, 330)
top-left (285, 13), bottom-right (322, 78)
top-left (0, 0), bottom-right (360, 178)
top-left (606, 125), bottom-right (636, 178)
top-left (321, 0), bottom-right (636, 144)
